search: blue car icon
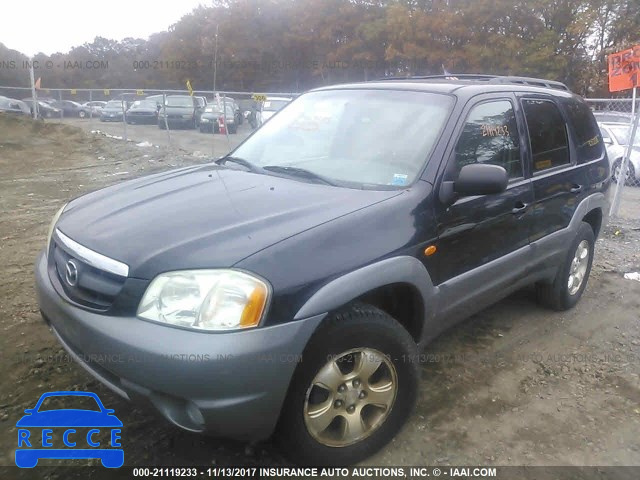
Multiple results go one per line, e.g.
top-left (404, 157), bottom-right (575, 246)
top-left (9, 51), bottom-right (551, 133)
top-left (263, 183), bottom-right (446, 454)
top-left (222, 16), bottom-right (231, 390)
top-left (15, 391), bottom-right (123, 468)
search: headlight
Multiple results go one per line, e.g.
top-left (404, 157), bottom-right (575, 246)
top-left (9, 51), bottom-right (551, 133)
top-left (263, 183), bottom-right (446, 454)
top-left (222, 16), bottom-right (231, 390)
top-left (137, 270), bottom-right (269, 331)
top-left (46, 203), bottom-right (67, 255)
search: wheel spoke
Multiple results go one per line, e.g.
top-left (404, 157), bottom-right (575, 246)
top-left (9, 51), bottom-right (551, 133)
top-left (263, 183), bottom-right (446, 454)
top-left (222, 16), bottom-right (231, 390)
top-left (354, 351), bottom-right (383, 382)
top-left (343, 410), bottom-right (366, 440)
top-left (313, 360), bottom-right (343, 391)
top-left (306, 398), bottom-right (336, 434)
top-left (366, 381), bottom-right (395, 408)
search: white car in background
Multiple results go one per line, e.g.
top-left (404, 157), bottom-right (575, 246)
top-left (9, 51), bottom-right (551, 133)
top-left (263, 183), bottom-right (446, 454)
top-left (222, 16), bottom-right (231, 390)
top-left (598, 121), bottom-right (640, 186)
top-left (82, 101), bottom-right (107, 115)
top-left (258, 96), bottom-right (292, 126)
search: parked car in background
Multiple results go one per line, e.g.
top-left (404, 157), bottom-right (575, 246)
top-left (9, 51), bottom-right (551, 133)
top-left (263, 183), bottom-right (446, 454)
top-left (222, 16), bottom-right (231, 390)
top-left (126, 100), bottom-right (159, 125)
top-left (593, 111), bottom-right (633, 124)
top-left (36, 97), bottom-right (57, 106)
top-left (0, 96), bottom-right (31, 116)
top-left (158, 95), bottom-right (203, 129)
top-left (212, 96), bottom-right (243, 125)
top-left (50, 100), bottom-right (91, 118)
top-left (199, 104), bottom-right (236, 133)
top-left (145, 95), bottom-right (164, 107)
top-left (598, 121), bottom-right (640, 185)
top-left (82, 101), bottom-right (107, 115)
top-left (21, 99), bottom-right (62, 118)
top-left (100, 100), bottom-right (126, 122)
top-left (258, 96), bottom-right (292, 125)
top-left (194, 96), bottom-right (207, 109)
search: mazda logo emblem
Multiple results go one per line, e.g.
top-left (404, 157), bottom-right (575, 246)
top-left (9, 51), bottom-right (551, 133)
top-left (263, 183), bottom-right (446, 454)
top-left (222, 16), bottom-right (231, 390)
top-left (65, 260), bottom-right (79, 287)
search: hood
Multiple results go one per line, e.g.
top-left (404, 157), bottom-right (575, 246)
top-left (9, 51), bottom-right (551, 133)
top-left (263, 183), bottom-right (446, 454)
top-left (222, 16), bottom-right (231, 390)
top-left (57, 165), bottom-right (402, 279)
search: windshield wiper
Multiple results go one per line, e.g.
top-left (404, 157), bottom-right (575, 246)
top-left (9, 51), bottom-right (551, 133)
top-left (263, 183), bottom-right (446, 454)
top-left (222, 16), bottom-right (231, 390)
top-left (215, 156), bottom-right (263, 173)
top-left (262, 165), bottom-right (339, 186)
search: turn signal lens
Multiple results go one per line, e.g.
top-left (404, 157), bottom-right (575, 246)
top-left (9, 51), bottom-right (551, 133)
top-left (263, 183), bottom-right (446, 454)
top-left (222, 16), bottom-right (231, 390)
top-left (240, 283), bottom-right (268, 328)
top-left (424, 245), bottom-right (437, 256)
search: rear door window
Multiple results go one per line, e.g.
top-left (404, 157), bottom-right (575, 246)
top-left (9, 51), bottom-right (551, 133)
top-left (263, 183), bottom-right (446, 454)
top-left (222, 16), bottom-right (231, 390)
top-left (522, 99), bottom-right (570, 172)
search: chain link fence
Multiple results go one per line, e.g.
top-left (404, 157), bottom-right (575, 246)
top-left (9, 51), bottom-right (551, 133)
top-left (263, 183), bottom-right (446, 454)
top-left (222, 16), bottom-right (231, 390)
top-left (2, 84), bottom-right (639, 221)
top-left (586, 96), bottom-right (640, 222)
top-left (0, 86), bottom-right (298, 156)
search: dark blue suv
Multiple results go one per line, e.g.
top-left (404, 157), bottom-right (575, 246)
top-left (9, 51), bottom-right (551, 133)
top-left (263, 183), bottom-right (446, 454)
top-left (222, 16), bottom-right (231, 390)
top-left (35, 75), bottom-right (610, 465)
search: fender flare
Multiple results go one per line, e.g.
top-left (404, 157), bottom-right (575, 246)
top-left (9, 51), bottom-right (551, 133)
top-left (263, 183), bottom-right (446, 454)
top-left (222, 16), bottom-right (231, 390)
top-left (294, 255), bottom-right (438, 343)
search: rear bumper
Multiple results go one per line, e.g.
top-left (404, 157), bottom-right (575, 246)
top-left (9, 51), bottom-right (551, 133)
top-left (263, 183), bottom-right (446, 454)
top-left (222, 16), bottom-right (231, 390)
top-left (35, 251), bottom-right (325, 440)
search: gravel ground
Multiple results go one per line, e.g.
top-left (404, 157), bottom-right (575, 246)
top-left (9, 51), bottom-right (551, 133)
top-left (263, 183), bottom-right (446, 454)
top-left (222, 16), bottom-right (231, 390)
top-left (1, 114), bottom-right (639, 476)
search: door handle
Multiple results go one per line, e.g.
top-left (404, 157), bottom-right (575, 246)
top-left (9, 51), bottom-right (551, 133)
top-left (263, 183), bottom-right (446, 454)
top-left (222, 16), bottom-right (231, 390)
top-left (570, 184), bottom-right (583, 194)
top-left (511, 201), bottom-right (528, 214)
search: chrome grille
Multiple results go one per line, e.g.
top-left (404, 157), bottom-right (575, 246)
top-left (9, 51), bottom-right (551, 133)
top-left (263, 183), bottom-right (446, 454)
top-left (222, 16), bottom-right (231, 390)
top-left (50, 230), bottom-right (128, 310)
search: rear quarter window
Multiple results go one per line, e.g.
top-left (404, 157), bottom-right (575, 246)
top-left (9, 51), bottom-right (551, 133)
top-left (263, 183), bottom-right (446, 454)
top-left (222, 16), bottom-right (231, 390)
top-left (562, 98), bottom-right (604, 162)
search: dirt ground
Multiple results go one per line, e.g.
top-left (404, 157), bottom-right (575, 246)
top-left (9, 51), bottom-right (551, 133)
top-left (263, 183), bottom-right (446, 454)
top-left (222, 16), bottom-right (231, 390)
top-left (1, 114), bottom-right (640, 476)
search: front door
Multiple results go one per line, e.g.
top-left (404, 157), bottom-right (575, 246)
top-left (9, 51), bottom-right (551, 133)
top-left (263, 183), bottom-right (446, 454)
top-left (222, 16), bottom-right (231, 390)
top-left (434, 96), bottom-right (534, 318)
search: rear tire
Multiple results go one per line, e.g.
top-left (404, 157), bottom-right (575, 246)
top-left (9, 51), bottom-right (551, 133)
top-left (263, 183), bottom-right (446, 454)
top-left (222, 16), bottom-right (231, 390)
top-left (536, 221), bottom-right (595, 311)
top-left (276, 303), bottom-right (418, 465)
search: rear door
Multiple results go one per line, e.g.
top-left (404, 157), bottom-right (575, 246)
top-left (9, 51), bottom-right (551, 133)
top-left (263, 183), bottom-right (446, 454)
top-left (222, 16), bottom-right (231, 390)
top-left (521, 95), bottom-right (607, 275)
top-left (521, 95), bottom-right (603, 241)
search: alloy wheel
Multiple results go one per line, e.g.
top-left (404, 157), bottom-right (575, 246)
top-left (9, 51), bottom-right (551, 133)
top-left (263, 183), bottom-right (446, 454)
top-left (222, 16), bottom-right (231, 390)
top-left (568, 240), bottom-right (589, 295)
top-left (303, 348), bottom-right (397, 447)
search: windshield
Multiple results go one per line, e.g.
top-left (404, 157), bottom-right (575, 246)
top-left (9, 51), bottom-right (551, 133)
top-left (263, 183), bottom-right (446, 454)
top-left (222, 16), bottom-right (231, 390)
top-left (165, 96), bottom-right (193, 107)
top-left (132, 100), bottom-right (156, 109)
top-left (205, 105), bottom-right (234, 114)
top-left (106, 101), bottom-right (123, 108)
top-left (262, 99), bottom-right (289, 111)
top-left (232, 89), bottom-right (453, 188)
top-left (610, 125), bottom-right (640, 146)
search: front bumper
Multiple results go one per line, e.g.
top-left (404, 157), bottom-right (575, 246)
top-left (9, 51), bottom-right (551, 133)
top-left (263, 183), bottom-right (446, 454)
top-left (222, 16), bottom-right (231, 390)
top-left (35, 251), bottom-right (325, 440)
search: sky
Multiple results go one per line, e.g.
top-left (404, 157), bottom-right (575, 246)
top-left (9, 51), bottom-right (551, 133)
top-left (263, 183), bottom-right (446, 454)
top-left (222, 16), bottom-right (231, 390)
top-left (3, 0), bottom-right (208, 56)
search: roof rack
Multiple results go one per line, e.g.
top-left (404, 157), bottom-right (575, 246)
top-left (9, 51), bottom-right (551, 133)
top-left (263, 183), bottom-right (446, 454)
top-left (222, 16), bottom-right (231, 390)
top-left (374, 74), bottom-right (570, 92)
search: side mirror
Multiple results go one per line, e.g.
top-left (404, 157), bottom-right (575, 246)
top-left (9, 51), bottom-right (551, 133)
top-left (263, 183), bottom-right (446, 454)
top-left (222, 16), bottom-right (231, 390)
top-left (454, 163), bottom-right (508, 196)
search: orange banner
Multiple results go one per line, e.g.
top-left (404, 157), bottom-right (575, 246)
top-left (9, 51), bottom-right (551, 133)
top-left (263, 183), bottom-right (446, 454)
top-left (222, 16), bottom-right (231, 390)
top-left (608, 45), bottom-right (640, 92)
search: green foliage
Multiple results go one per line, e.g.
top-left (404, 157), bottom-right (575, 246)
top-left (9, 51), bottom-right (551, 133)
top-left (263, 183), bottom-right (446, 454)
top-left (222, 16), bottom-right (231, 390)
top-left (0, 0), bottom-right (638, 95)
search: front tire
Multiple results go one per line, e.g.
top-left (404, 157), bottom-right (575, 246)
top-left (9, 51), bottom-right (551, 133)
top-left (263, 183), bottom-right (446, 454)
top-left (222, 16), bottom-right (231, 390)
top-left (536, 221), bottom-right (595, 311)
top-left (79, 110), bottom-right (86, 118)
top-left (276, 303), bottom-right (418, 465)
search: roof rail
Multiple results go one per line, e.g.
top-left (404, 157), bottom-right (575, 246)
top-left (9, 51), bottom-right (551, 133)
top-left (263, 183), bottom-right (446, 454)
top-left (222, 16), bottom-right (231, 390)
top-left (374, 74), bottom-right (570, 92)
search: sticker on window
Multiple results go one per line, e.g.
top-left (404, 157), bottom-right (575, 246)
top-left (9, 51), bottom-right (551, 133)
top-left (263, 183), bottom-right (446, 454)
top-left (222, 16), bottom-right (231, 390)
top-left (481, 124), bottom-right (510, 137)
top-left (391, 174), bottom-right (408, 186)
top-left (535, 159), bottom-right (552, 170)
